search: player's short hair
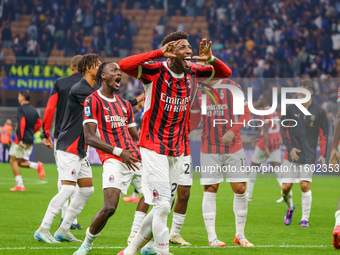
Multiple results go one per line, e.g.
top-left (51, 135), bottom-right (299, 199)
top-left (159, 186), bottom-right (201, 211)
top-left (96, 62), bottom-right (111, 87)
top-left (70, 55), bottom-right (82, 68)
top-left (161, 31), bottom-right (189, 46)
top-left (77, 53), bottom-right (102, 75)
top-left (19, 90), bottom-right (30, 101)
top-left (298, 79), bottom-right (315, 92)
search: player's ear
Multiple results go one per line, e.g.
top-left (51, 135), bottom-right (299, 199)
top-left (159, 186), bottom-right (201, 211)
top-left (101, 73), bottom-right (106, 80)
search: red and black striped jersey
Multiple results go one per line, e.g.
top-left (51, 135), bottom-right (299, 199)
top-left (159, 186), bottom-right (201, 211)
top-left (56, 78), bottom-right (99, 158)
top-left (119, 49), bottom-right (232, 157)
top-left (281, 102), bottom-right (328, 164)
top-left (14, 103), bottom-right (42, 145)
top-left (83, 90), bottom-right (141, 164)
top-left (196, 79), bottom-right (250, 154)
top-left (256, 108), bottom-right (281, 152)
top-left (43, 73), bottom-right (82, 139)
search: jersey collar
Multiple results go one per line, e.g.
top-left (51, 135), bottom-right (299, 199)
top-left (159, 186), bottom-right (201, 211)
top-left (97, 90), bottom-right (116, 102)
top-left (164, 61), bottom-right (184, 79)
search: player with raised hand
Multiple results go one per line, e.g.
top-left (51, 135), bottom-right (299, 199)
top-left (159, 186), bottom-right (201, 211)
top-left (118, 31), bottom-right (232, 255)
top-left (329, 85), bottom-right (340, 249)
top-left (280, 79), bottom-right (328, 227)
top-left (34, 54), bottom-right (102, 244)
top-left (73, 62), bottom-right (149, 255)
top-left (43, 55), bottom-right (83, 230)
top-left (247, 92), bottom-right (285, 202)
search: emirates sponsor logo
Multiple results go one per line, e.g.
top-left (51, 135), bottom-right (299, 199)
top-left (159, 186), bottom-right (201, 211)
top-left (105, 115), bottom-right (127, 128)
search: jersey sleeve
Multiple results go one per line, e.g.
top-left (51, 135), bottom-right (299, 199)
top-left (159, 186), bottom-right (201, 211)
top-left (42, 80), bottom-right (59, 138)
top-left (16, 107), bottom-right (26, 142)
top-left (191, 59), bottom-right (232, 81)
top-left (318, 108), bottom-right (328, 157)
top-left (280, 106), bottom-right (294, 152)
top-left (126, 101), bottom-right (137, 128)
top-left (77, 86), bottom-right (93, 106)
top-left (119, 49), bottom-right (163, 84)
top-left (83, 96), bottom-right (98, 125)
top-left (34, 117), bottom-right (43, 133)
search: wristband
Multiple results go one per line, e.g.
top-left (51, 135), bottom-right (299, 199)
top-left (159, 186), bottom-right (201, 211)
top-left (206, 55), bottom-right (215, 63)
top-left (112, 147), bottom-right (123, 156)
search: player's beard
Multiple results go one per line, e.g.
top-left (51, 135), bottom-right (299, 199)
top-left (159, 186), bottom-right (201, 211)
top-left (181, 65), bottom-right (193, 75)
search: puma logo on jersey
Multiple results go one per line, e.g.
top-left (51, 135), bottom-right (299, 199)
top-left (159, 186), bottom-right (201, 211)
top-left (103, 106), bottom-right (110, 112)
top-left (294, 114), bottom-right (300, 118)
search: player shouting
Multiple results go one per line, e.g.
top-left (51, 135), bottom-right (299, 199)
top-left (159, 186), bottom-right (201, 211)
top-left (118, 31), bottom-right (232, 255)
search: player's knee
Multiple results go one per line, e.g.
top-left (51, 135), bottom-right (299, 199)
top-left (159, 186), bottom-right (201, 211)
top-left (281, 185), bottom-right (291, 194)
top-left (178, 188), bottom-right (190, 202)
top-left (79, 186), bottom-right (94, 199)
top-left (9, 156), bottom-right (16, 164)
top-left (104, 204), bottom-right (117, 217)
top-left (300, 182), bottom-right (310, 192)
top-left (154, 203), bottom-right (171, 218)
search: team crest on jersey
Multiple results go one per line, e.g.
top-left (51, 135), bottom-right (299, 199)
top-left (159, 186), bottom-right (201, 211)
top-left (109, 175), bottom-right (114, 183)
top-left (85, 106), bottom-right (91, 116)
top-left (186, 79), bottom-right (191, 88)
top-left (219, 91), bottom-right (224, 99)
top-left (122, 106), bottom-right (127, 114)
top-left (71, 169), bottom-right (76, 177)
top-left (153, 188), bottom-right (159, 199)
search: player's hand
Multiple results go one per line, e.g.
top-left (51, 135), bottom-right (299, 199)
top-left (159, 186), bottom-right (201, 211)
top-left (136, 93), bottom-right (145, 103)
top-left (43, 137), bottom-right (54, 149)
top-left (19, 141), bottom-right (26, 149)
top-left (192, 38), bottom-right (212, 61)
top-left (221, 130), bottom-right (235, 145)
top-left (329, 148), bottom-right (340, 165)
top-left (161, 41), bottom-right (180, 58)
top-left (289, 147), bottom-right (301, 161)
top-left (264, 146), bottom-right (270, 158)
top-left (251, 138), bottom-right (259, 147)
top-left (120, 149), bottom-right (141, 171)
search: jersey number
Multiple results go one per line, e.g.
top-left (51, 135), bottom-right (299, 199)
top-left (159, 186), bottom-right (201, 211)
top-left (184, 163), bottom-right (190, 174)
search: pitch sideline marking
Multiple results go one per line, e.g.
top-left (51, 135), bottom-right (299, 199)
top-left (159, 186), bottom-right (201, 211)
top-left (0, 245), bottom-right (332, 250)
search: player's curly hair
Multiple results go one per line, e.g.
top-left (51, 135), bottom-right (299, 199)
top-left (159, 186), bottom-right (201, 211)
top-left (161, 31), bottom-right (189, 46)
top-left (96, 62), bottom-right (111, 87)
top-left (77, 53), bottom-right (102, 75)
top-left (298, 79), bottom-right (315, 92)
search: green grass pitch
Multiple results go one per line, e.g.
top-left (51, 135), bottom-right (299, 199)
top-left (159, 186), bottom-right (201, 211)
top-left (0, 163), bottom-right (339, 254)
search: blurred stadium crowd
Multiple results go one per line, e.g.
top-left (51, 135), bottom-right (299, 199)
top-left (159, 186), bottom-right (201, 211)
top-left (0, 0), bottom-right (340, 133)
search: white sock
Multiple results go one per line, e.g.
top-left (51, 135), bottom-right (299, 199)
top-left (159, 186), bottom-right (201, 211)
top-left (132, 191), bottom-right (139, 199)
top-left (130, 211), bottom-right (146, 236)
top-left (144, 238), bottom-right (154, 249)
top-left (170, 212), bottom-right (186, 236)
top-left (29, 162), bottom-right (38, 169)
top-left (247, 169), bottom-right (257, 198)
top-left (71, 185), bottom-right (80, 225)
top-left (40, 185), bottom-right (76, 230)
top-left (152, 203), bottom-right (171, 254)
top-left (82, 227), bottom-right (100, 249)
top-left (15, 175), bottom-right (24, 187)
top-left (124, 208), bottom-right (154, 255)
top-left (335, 210), bottom-right (340, 226)
top-left (234, 192), bottom-right (247, 238)
top-left (282, 191), bottom-right (294, 210)
top-left (301, 190), bottom-right (312, 221)
top-left (59, 187), bottom-right (94, 231)
top-left (202, 192), bottom-right (217, 242)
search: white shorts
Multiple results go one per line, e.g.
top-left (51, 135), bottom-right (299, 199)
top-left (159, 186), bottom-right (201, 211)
top-left (9, 143), bottom-right (33, 161)
top-left (140, 147), bottom-right (183, 206)
top-left (56, 150), bottom-right (92, 182)
top-left (178, 155), bottom-right (193, 186)
top-left (251, 146), bottom-right (281, 164)
top-left (102, 158), bottom-right (142, 196)
top-left (200, 149), bottom-right (248, 185)
top-left (280, 160), bottom-right (314, 183)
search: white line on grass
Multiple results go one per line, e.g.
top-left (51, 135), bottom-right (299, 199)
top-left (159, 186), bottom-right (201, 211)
top-left (0, 245), bottom-right (332, 250)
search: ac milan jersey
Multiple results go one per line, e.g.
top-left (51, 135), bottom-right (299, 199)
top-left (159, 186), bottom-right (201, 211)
top-left (119, 49), bottom-right (232, 157)
top-left (43, 73), bottom-right (82, 139)
top-left (197, 79), bottom-right (250, 154)
top-left (57, 78), bottom-right (99, 158)
top-left (256, 107), bottom-right (281, 152)
top-left (83, 90), bottom-right (141, 164)
top-left (14, 103), bottom-right (42, 144)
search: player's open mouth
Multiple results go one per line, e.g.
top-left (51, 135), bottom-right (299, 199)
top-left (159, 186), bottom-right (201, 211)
top-left (183, 57), bottom-right (192, 69)
top-left (115, 77), bottom-right (121, 87)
